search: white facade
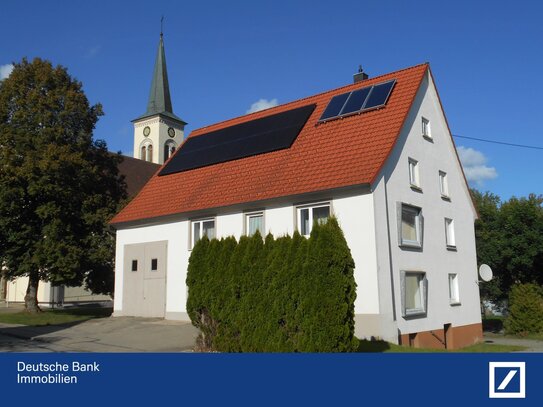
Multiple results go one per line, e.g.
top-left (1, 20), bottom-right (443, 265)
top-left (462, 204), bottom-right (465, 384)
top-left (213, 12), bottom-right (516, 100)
top-left (368, 71), bottom-right (480, 341)
top-left (4, 277), bottom-right (110, 306)
top-left (114, 70), bottom-right (480, 343)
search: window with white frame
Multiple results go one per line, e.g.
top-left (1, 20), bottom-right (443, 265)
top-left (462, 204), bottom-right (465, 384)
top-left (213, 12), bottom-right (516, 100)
top-left (408, 158), bottom-right (420, 188)
top-left (246, 212), bottom-right (264, 236)
top-left (191, 218), bottom-right (216, 248)
top-left (297, 203), bottom-right (330, 236)
top-left (445, 218), bottom-right (456, 248)
top-left (401, 271), bottom-right (427, 317)
top-left (448, 273), bottom-right (460, 304)
top-left (422, 117), bottom-right (431, 139)
top-left (398, 203), bottom-right (423, 248)
top-left (439, 171), bottom-right (449, 198)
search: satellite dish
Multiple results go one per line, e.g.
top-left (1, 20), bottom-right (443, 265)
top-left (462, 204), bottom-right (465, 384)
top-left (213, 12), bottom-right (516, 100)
top-left (479, 264), bottom-right (493, 282)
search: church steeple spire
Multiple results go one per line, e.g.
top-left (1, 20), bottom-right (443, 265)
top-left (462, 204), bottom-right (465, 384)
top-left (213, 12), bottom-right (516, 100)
top-left (132, 30), bottom-right (186, 165)
top-left (133, 32), bottom-right (185, 124)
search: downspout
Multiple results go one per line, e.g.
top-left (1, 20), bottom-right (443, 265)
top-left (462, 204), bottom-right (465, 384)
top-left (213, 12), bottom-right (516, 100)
top-left (383, 178), bottom-right (397, 322)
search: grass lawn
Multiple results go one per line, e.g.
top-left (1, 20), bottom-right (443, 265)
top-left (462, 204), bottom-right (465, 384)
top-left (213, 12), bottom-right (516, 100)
top-left (357, 339), bottom-right (526, 353)
top-left (0, 307), bottom-right (112, 326)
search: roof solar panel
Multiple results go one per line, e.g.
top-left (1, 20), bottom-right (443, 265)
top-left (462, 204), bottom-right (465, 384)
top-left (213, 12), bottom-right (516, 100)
top-left (318, 79), bottom-right (397, 123)
top-left (159, 104), bottom-right (316, 176)
top-left (363, 80), bottom-right (396, 110)
top-left (340, 86), bottom-right (372, 115)
top-left (319, 93), bottom-right (350, 121)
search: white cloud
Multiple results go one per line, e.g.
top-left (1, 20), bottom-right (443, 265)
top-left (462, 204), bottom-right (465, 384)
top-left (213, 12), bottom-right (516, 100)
top-left (0, 63), bottom-right (14, 80)
top-left (457, 146), bottom-right (498, 186)
top-left (246, 98), bottom-right (278, 114)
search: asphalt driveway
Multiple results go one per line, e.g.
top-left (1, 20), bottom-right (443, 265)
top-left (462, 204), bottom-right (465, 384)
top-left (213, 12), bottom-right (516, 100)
top-left (0, 315), bottom-right (199, 352)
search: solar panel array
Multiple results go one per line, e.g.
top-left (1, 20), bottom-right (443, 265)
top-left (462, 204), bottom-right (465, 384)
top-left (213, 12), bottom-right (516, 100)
top-left (159, 104), bottom-right (316, 176)
top-left (319, 79), bottom-right (396, 122)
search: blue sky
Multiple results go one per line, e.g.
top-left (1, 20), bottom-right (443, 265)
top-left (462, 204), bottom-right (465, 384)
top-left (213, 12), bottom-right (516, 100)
top-left (1, 0), bottom-right (542, 200)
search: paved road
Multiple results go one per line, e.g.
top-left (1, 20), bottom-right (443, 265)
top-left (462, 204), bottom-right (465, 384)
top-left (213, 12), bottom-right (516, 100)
top-left (0, 316), bottom-right (199, 353)
top-left (483, 333), bottom-right (543, 353)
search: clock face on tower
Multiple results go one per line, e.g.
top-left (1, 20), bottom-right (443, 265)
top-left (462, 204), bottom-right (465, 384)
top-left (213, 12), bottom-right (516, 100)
top-left (143, 126), bottom-right (151, 137)
top-left (168, 127), bottom-right (175, 138)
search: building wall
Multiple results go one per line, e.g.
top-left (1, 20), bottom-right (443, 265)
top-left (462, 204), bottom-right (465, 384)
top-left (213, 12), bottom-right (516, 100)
top-left (4, 278), bottom-right (110, 305)
top-left (5, 277), bottom-right (51, 304)
top-left (375, 70), bottom-right (481, 342)
top-left (113, 188), bottom-right (382, 330)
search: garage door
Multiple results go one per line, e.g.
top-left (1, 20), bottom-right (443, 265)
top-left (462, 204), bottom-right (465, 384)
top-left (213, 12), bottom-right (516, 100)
top-left (122, 241), bottom-right (167, 317)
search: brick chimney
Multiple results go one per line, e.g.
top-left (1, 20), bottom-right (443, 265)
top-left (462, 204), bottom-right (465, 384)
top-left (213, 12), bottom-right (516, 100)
top-left (353, 65), bottom-right (369, 83)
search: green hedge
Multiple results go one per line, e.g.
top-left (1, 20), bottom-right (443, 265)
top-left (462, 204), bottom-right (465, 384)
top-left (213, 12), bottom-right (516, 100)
top-left (186, 217), bottom-right (357, 352)
top-left (504, 283), bottom-right (543, 336)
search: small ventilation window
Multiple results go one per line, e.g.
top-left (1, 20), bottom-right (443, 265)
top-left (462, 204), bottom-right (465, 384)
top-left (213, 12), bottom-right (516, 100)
top-left (422, 117), bottom-right (431, 140)
top-left (151, 258), bottom-right (158, 271)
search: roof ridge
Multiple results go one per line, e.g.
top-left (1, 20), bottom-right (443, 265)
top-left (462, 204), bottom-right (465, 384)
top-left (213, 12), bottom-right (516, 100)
top-left (189, 62), bottom-right (429, 136)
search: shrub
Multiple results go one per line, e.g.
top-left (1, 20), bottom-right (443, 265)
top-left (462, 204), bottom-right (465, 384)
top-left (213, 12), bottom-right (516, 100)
top-left (186, 216), bottom-right (357, 352)
top-left (504, 283), bottom-right (543, 336)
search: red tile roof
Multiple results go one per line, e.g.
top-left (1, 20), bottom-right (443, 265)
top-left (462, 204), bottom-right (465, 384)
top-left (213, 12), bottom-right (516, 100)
top-left (111, 63), bottom-right (429, 225)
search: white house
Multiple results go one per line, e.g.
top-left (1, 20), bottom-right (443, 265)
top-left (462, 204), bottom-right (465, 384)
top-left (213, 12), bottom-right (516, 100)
top-left (111, 36), bottom-right (482, 349)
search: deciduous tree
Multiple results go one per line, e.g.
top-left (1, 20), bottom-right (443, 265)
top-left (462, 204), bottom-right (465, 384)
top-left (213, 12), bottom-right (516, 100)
top-left (0, 58), bottom-right (126, 312)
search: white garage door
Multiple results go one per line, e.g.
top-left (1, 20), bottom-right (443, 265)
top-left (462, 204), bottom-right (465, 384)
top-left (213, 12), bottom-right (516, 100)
top-left (122, 241), bottom-right (167, 317)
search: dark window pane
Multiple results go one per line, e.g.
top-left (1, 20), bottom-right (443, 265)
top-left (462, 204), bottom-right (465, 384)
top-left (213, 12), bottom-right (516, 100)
top-left (151, 258), bottom-right (158, 271)
top-left (319, 93), bottom-right (350, 121)
top-left (340, 87), bottom-right (372, 115)
top-left (131, 260), bottom-right (138, 272)
top-left (300, 208), bottom-right (310, 236)
top-left (364, 80), bottom-right (395, 110)
top-left (313, 206), bottom-right (330, 224)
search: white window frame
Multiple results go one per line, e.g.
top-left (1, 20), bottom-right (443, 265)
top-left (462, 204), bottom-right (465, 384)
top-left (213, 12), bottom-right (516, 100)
top-left (422, 117), bottom-right (431, 140)
top-left (445, 218), bottom-right (456, 249)
top-left (408, 158), bottom-right (420, 189)
top-left (245, 211), bottom-right (264, 237)
top-left (439, 171), bottom-right (449, 198)
top-left (400, 271), bottom-right (428, 317)
top-left (296, 202), bottom-right (331, 237)
top-left (191, 218), bottom-right (216, 249)
top-left (448, 273), bottom-right (460, 305)
top-left (397, 203), bottom-right (423, 249)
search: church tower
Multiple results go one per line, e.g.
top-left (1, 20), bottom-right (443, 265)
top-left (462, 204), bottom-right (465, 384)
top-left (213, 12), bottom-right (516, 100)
top-left (132, 33), bottom-right (186, 164)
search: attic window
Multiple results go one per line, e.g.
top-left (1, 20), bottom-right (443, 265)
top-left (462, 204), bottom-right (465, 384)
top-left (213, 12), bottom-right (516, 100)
top-left (422, 117), bottom-right (431, 140)
top-left (319, 79), bottom-right (396, 122)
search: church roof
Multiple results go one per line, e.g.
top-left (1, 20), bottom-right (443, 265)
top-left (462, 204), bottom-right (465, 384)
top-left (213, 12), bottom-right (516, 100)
top-left (112, 63), bottom-right (429, 226)
top-left (117, 156), bottom-right (161, 197)
top-left (133, 35), bottom-right (186, 124)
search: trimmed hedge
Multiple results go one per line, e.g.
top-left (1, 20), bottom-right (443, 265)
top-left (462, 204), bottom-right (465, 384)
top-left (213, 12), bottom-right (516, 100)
top-left (504, 283), bottom-right (543, 336)
top-left (186, 217), bottom-right (357, 352)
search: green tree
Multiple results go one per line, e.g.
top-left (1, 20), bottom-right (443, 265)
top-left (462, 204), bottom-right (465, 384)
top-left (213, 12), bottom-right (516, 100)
top-left (504, 283), bottom-right (543, 336)
top-left (471, 189), bottom-right (504, 303)
top-left (0, 58), bottom-right (126, 312)
top-left (472, 190), bottom-right (543, 304)
top-left (498, 194), bottom-right (543, 288)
